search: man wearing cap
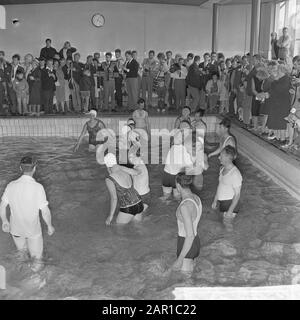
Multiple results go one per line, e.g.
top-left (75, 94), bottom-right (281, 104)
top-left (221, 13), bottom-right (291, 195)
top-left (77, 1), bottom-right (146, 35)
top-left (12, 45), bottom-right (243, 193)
top-left (0, 155), bottom-right (54, 272)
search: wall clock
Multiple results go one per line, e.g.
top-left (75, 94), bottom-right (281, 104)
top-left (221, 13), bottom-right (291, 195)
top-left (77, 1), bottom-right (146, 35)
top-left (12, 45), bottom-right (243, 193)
top-left (92, 13), bottom-right (105, 28)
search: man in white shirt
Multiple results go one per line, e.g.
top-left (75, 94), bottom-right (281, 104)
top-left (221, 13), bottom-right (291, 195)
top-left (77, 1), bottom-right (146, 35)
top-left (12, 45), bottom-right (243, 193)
top-left (0, 155), bottom-right (55, 272)
top-left (212, 145), bottom-right (242, 232)
top-left (161, 129), bottom-right (194, 201)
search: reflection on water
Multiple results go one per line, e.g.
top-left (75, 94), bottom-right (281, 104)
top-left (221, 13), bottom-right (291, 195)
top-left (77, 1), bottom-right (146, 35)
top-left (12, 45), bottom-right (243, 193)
top-left (0, 137), bottom-right (300, 300)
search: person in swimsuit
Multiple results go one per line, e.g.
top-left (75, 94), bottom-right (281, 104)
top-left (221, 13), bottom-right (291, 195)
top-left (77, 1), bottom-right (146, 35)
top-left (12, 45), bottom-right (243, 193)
top-left (132, 98), bottom-right (150, 136)
top-left (174, 106), bottom-right (192, 129)
top-left (171, 172), bottom-right (202, 273)
top-left (104, 153), bottom-right (148, 225)
top-left (212, 146), bottom-right (242, 232)
top-left (207, 117), bottom-right (236, 159)
top-left (73, 109), bottom-right (108, 152)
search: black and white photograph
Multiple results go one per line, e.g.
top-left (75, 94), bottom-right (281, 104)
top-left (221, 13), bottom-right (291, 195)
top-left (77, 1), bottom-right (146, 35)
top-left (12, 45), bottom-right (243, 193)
top-left (1, 0), bottom-right (300, 305)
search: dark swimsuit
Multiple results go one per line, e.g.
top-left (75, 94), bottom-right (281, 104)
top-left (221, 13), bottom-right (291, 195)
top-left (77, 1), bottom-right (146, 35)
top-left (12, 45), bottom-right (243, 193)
top-left (87, 120), bottom-right (108, 146)
top-left (107, 176), bottom-right (144, 215)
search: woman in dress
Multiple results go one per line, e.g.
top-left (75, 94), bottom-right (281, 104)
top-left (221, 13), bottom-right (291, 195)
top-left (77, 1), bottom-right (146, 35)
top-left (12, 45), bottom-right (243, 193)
top-left (171, 172), bottom-right (202, 273)
top-left (103, 153), bottom-right (148, 225)
top-left (271, 32), bottom-right (279, 60)
top-left (266, 62), bottom-right (292, 143)
top-left (27, 59), bottom-right (41, 116)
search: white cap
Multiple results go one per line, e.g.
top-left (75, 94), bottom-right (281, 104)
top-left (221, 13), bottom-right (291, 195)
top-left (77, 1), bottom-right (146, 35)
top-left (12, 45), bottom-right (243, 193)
top-left (86, 110), bottom-right (97, 118)
top-left (104, 153), bottom-right (117, 168)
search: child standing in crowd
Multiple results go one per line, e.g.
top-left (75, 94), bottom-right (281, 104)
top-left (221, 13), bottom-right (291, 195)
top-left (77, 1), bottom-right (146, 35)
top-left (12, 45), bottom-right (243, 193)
top-left (154, 52), bottom-right (169, 113)
top-left (206, 72), bottom-right (221, 113)
top-left (80, 69), bottom-right (93, 112)
top-left (132, 98), bottom-right (150, 135)
top-left (171, 57), bottom-right (188, 110)
top-left (174, 106), bottom-right (191, 129)
top-left (212, 145), bottom-right (242, 232)
top-left (13, 70), bottom-right (29, 115)
top-left (27, 59), bottom-right (41, 116)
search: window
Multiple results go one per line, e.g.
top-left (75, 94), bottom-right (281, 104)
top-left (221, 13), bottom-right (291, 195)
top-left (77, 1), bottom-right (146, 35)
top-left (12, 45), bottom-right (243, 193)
top-left (0, 5), bottom-right (6, 30)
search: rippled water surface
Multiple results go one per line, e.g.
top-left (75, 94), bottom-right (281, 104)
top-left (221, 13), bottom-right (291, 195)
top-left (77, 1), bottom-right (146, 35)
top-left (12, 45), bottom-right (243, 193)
top-left (1, 137), bottom-right (300, 300)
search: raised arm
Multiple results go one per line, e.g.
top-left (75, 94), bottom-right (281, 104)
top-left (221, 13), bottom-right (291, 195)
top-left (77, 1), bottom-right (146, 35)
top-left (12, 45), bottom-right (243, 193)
top-left (105, 178), bottom-right (118, 226)
top-left (74, 123), bottom-right (88, 152)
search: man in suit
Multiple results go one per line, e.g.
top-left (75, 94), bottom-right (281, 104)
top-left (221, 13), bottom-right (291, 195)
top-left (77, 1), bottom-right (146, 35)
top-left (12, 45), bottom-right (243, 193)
top-left (100, 52), bottom-right (119, 112)
top-left (186, 56), bottom-right (205, 112)
top-left (5, 54), bottom-right (24, 115)
top-left (40, 39), bottom-right (57, 61)
top-left (124, 50), bottom-right (139, 111)
top-left (114, 49), bottom-right (124, 110)
top-left (41, 59), bottom-right (57, 114)
top-left (58, 41), bottom-right (77, 60)
top-left (71, 53), bottom-right (85, 112)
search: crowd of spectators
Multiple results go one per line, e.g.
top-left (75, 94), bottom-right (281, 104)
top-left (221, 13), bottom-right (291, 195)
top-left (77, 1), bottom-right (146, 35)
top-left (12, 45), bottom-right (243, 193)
top-left (0, 27), bottom-right (300, 150)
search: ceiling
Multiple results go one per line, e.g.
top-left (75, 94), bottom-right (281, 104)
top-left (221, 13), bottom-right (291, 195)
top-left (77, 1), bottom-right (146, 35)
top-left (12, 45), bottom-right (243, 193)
top-left (0, 0), bottom-right (278, 6)
top-left (0, 0), bottom-right (209, 6)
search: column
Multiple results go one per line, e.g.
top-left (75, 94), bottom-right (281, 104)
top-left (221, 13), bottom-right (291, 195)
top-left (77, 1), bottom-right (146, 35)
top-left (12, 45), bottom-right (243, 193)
top-left (249, 0), bottom-right (262, 56)
top-left (212, 3), bottom-right (219, 52)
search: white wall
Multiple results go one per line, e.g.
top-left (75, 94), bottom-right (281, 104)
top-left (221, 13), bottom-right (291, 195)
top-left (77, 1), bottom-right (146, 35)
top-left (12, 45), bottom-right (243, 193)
top-left (0, 1), bottom-right (213, 60)
top-left (0, 1), bottom-right (256, 61)
top-left (218, 4), bottom-right (251, 57)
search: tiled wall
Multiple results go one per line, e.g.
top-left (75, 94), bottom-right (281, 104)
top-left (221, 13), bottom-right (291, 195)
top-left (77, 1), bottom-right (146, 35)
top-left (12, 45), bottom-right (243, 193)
top-left (0, 116), bottom-right (218, 138)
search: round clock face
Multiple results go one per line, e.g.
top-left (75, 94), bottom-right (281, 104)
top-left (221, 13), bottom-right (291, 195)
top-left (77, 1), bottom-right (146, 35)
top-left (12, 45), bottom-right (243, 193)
top-left (92, 14), bottom-right (105, 28)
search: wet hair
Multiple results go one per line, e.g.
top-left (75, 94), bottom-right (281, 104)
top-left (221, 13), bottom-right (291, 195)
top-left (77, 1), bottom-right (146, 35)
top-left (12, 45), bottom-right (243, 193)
top-left (183, 106), bottom-right (191, 113)
top-left (12, 54), bottom-right (20, 60)
top-left (219, 117), bottom-right (231, 129)
top-left (195, 108), bottom-right (205, 117)
top-left (149, 50), bottom-right (155, 55)
top-left (222, 145), bottom-right (237, 160)
top-left (187, 53), bottom-right (194, 59)
top-left (105, 52), bottom-right (112, 58)
top-left (194, 55), bottom-right (201, 63)
top-left (175, 172), bottom-right (193, 188)
top-left (138, 98), bottom-right (145, 104)
top-left (115, 49), bottom-right (121, 54)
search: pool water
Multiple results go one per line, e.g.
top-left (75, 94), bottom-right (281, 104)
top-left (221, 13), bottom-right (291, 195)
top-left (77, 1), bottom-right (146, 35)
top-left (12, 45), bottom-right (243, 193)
top-left (1, 137), bottom-right (300, 300)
